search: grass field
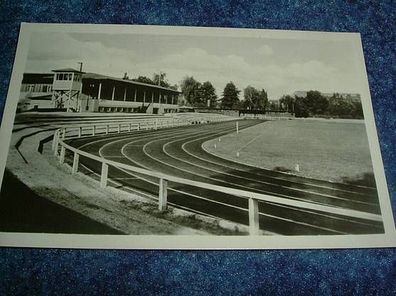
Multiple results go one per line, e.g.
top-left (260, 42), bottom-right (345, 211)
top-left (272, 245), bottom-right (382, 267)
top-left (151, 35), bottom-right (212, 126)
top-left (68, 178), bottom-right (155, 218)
top-left (203, 119), bottom-right (375, 185)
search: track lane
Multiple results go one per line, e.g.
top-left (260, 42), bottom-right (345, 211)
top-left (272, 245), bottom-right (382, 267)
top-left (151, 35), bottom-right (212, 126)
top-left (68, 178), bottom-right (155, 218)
top-left (160, 134), bottom-right (379, 212)
top-left (67, 120), bottom-right (384, 235)
top-left (181, 134), bottom-right (379, 198)
top-left (72, 121), bottom-right (347, 234)
top-left (137, 132), bottom-right (383, 233)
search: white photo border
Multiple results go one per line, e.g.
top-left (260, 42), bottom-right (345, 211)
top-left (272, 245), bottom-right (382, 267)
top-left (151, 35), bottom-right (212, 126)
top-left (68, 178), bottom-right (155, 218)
top-left (0, 23), bottom-right (395, 249)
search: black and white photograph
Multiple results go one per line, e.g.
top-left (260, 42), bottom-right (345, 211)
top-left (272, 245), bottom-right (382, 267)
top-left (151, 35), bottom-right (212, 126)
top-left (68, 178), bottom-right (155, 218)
top-left (0, 23), bottom-right (394, 249)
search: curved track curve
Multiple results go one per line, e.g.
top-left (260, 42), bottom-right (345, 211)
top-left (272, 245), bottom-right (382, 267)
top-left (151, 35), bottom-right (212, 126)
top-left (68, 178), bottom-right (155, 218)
top-left (67, 120), bottom-right (383, 235)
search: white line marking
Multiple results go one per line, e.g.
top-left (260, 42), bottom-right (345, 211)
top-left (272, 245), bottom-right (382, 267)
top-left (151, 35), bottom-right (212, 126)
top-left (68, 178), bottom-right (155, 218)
top-left (73, 121), bottom-right (379, 233)
top-left (99, 128), bottom-right (209, 162)
top-left (236, 133), bottom-right (262, 153)
top-left (160, 136), bottom-right (381, 227)
top-left (179, 134), bottom-right (377, 204)
top-left (142, 133), bottom-right (350, 207)
top-left (139, 131), bottom-right (376, 228)
top-left (185, 135), bottom-right (377, 196)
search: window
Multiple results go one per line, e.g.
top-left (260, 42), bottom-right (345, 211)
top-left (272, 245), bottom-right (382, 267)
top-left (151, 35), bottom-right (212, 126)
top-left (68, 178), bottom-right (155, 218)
top-left (56, 73), bottom-right (73, 80)
top-left (42, 85), bottom-right (51, 92)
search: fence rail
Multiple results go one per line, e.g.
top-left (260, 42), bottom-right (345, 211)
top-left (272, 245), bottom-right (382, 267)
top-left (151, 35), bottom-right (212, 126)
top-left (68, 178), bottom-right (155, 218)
top-left (52, 115), bottom-right (382, 235)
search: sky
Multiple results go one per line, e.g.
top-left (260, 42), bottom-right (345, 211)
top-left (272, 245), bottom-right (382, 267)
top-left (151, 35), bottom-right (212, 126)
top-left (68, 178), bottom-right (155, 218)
top-left (25, 31), bottom-right (363, 100)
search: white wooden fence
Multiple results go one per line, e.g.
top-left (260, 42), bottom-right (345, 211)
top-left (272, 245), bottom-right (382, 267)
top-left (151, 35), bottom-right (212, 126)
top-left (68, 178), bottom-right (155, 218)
top-left (52, 116), bottom-right (382, 235)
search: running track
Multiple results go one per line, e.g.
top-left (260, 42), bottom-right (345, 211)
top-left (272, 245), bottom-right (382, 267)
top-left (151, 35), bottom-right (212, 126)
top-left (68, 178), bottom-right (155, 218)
top-left (67, 119), bottom-right (384, 235)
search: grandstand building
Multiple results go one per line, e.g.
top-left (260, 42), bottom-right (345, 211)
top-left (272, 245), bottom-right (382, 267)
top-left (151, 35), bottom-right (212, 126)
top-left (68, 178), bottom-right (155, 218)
top-left (18, 68), bottom-right (181, 114)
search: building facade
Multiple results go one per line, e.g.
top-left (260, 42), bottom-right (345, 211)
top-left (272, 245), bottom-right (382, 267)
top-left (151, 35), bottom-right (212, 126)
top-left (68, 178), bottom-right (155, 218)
top-left (18, 73), bottom-right (54, 112)
top-left (18, 68), bottom-right (181, 114)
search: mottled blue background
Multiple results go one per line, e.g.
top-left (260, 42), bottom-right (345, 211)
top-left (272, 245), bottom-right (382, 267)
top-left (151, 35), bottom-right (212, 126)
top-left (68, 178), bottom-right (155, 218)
top-left (0, 1), bottom-right (395, 295)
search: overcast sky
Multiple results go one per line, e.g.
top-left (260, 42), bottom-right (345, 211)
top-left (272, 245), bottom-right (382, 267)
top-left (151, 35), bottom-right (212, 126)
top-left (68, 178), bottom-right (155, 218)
top-left (25, 31), bottom-right (363, 100)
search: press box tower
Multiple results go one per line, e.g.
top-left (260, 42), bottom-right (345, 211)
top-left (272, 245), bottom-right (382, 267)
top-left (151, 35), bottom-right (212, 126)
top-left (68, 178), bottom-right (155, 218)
top-left (51, 68), bottom-right (84, 112)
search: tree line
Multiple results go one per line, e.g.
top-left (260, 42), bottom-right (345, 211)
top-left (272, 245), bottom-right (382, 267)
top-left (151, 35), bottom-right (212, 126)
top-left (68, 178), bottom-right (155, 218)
top-left (124, 72), bottom-right (268, 110)
top-left (124, 72), bottom-right (362, 118)
top-left (279, 91), bottom-right (364, 119)
top-left (180, 76), bottom-right (268, 110)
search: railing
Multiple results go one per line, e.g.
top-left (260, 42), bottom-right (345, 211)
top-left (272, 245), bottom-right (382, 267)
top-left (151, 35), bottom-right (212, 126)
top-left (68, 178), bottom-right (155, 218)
top-left (52, 116), bottom-right (382, 235)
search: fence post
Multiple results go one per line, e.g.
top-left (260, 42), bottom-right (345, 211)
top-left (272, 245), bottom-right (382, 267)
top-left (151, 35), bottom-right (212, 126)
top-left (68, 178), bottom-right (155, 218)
top-left (52, 130), bottom-right (58, 151)
top-left (51, 131), bottom-right (56, 150)
top-left (236, 121), bottom-right (239, 134)
top-left (248, 198), bottom-right (260, 235)
top-left (158, 178), bottom-right (168, 211)
top-left (59, 146), bottom-right (65, 164)
top-left (118, 124), bottom-right (121, 133)
top-left (106, 125), bottom-right (109, 134)
top-left (72, 152), bottom-right (79, 174)
top-left (92, 125), bottom-right (96, 136)
top-left (128, 123), bottom-right (132, 132)
top-left (78, 127), bottom-right (82, 138)
top-left (53, 132), bottom-right (59, 156)
top-left (100, 163), bottom-right (109, 188)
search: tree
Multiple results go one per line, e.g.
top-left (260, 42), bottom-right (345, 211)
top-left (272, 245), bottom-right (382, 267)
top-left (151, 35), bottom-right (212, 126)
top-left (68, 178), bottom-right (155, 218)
top-left (267, 101), bottom-right (278, 111)
top-left (153, 72), bottom-right (174, 88)
top-left (292, 91), bottom-right (363, 119)
top-left (256, 89), bottom-right (268, 110)
top-left (294, 91), bottom-right (328, 117)
top-left (279, 95), bottom-right (295, 112)
top-left (328, 93), bottom-right (355, 118)
top-left (243, 86), bottom-right (268, 110)
top-left (132, 73), bottom-right (178, 90)
top-left (132, 76), bottom-right (155, 85)
top-left (168, 84), bottom-right (179, 91)
top-left (152, 72), bottom-right (166, 86)
top-left (351, 100), bottom-right (363, 118)
top-left (294, 96), bottom-right (310, 117)
top-left (200, 81), bottom-right (217, 108)
top-left (220, 82), bottom-right (240, 109)
top-left (243, 86), bottom-right (259, 110)
top-left (180, 76), bottom-right (202, 106)
top-left (305, 90), bottom-right (329, 114)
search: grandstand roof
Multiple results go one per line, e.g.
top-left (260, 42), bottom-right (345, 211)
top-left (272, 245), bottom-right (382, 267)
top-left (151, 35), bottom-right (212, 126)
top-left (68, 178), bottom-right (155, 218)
top-left (52, 68), bottom-right (85, 73)
top-left (83, 72), bottom-right (180, 94)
